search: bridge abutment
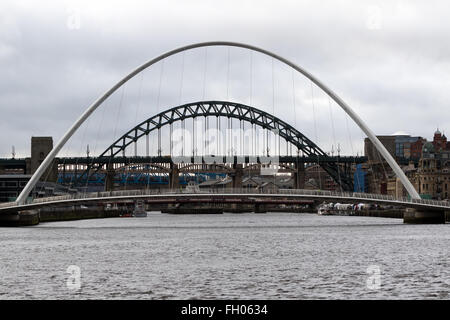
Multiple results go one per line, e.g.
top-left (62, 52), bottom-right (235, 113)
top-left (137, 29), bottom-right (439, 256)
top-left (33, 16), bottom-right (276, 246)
top-left (403, 208), bottom-right (446, 224)
top-left (0, 210), bottom-right (39, 227)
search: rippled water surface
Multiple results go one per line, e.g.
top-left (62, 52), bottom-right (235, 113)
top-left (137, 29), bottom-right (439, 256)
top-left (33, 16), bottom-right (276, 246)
top-left (0, 212), bottom-right (448, 299)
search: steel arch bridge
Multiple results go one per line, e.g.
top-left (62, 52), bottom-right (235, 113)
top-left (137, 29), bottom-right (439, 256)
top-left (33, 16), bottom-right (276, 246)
top-left (15, 41), bottom-right (421, 204)
top-left (95, 100), bottom-right (354, 190)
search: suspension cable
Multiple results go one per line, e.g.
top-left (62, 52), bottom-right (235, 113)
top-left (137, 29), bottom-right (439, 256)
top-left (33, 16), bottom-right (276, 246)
top-left (227, 47), bottom-right (230, 101)
top-left (156, 60), bottom-right (164, 114)
top-left (249, 50), bottom-right (253, 106)
top-left (84, 94), bottom-right (109, 193)
top-left (328, 96), bottom-right (343, 192)
top-left (345, 110), bottom-right (361, 192)
top-left (310, 81), bottom-right (322, 190)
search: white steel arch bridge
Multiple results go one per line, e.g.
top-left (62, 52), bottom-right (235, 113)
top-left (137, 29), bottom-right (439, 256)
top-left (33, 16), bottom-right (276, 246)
top-left (3, 41), bottom-right (447, 224)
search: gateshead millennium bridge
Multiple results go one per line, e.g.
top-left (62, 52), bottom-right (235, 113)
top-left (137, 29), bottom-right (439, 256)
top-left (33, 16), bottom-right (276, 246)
top-left (1, 42), bottom-right (448, 225)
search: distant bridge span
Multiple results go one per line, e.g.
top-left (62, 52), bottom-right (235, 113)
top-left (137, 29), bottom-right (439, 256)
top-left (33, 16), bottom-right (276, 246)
top-left (81, 101), bottom-right (358, 191)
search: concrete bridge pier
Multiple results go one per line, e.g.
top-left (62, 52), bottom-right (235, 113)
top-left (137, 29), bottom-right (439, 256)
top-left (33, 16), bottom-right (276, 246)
top-left (293, 161), bottom-right (305, 189)
top-left (254, 204), bottom-right (267, 213)
top-left (105, 163), bottom-right (115, 192)
top-left (232, 164), bottom-right (243, 189)
top-left (169, 163), bottom-right (179, 189)
top-left (403, 208), bottom-right (446, 224)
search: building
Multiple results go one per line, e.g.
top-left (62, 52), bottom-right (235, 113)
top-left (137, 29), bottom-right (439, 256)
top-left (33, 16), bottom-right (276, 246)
top-left (394, 135), bottom-right (423, 160)
top-left (415, 142), bottom-right (450, 200)
top-left (384, 134), bottom-right (450, 200)
top-left (410, 138), bottom-right (425, 159)
top-left (386, 163), bottom-right (416, 198)
top-left (432, 129), bottom-right (447, 151)
top-left (364, 134), bottom-right (424, 162)
top-left (0, 174), bottom-right (32, 202)
top-left (0, 137), bottom-right (60, 202)
top-left (198, 176), bottom-right (232, 189)
top-left (362, 129), bottom-right (450, 197)
top-left (304, 164), bottom-right (339, 191)
top-left (364, 136), bottom-right (396, 162)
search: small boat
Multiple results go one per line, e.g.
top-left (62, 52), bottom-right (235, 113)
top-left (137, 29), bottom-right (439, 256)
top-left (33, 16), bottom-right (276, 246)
top-left (317, 203), bottom-right (332, 215)
top-left (120, 212), bottom-right (133, 218)
top-left (132, 200), bottom-right (148, 217)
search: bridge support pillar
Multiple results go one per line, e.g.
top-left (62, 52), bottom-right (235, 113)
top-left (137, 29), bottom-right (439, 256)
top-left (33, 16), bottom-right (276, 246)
top-left (254, 204), bottom-right (267, 214)
top-left (293, 162), bottom-right (305, 189)
top-left (169, 163), bottom-right (179, 190)
top-left (232, 164), bottom-right (243, 189)
top-left (403, 208), bottom-right (445, 224)
top-left (105, 163), bottom-right (115, 192)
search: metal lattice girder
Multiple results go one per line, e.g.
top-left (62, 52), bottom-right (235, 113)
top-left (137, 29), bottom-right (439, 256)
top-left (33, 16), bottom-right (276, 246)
top-left (95, 101), bottom-right (354, 191)
top-left (102, 101), bottom-right (325, 157)
top-left (57, 155), bottom-right (366, 165)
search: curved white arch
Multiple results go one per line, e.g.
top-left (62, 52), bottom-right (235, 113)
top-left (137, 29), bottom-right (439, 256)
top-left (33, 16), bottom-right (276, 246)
top-left (16, 41), bottom-right (420, 204)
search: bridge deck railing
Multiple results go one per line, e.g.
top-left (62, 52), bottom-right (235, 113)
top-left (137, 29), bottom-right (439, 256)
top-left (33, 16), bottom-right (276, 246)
top-left (0, 188), bottom-right (448, 209)
top-left (0, 201), bottom-right (18, 209)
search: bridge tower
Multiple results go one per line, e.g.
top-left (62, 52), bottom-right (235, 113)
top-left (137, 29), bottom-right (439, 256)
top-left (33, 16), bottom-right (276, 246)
top-left (30, 137), bottom-right (58, 183)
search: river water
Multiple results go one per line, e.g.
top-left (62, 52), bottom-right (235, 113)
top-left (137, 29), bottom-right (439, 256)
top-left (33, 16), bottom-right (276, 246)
top-left (0, 212), bottom-right (448, 299)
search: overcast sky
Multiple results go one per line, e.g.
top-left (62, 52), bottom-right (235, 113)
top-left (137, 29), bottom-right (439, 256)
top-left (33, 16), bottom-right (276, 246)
top-left (1, 0), bottom-right (450, 158)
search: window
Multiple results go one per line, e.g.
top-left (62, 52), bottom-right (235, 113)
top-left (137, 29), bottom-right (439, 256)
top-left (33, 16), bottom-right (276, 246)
top-left (5, 192), bottom-right (17, 198)
top-left (5, 181), bottom-right (18, 188)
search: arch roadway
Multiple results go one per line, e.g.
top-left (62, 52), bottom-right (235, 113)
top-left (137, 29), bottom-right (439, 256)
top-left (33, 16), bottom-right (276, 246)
top-left (15, 41), bottom-right (420, 205)
top-left (96, 100), bottom-right (354, 190)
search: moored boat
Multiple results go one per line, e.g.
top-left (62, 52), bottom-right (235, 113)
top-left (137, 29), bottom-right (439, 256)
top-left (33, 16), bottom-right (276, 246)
top-left (132, 200), bottom-right (148, 217)
top-left (317, 203), bottom-right (332, 215)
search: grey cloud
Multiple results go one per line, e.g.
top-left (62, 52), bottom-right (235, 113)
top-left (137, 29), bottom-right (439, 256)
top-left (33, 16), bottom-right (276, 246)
top-left (1, 0), bottom-right (449, 158)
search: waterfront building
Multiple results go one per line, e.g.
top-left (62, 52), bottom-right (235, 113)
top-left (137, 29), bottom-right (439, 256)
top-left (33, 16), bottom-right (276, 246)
top-left (0, 174), bottom-right (32, 202)
top-left (415, 142), bottom-right (450, 200)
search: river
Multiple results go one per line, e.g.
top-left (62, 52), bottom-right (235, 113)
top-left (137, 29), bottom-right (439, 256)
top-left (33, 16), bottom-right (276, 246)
top-left (0, 212), bottom-right (448, 299)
